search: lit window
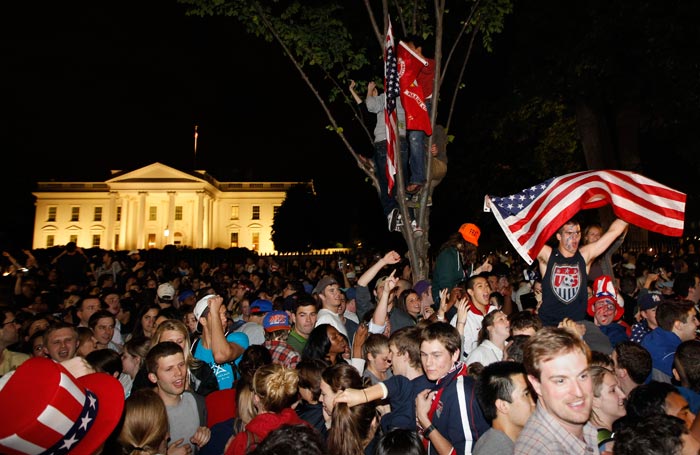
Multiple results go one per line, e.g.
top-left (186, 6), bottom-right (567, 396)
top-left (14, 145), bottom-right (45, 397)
top-left (149, 207), bottom-right (157, 221)
top-left (230, 232), bottom-right (239, 248)
top-left (231, 206), bottom-right (239, 220)
top-left (252, 232), bottom-right (259, 251)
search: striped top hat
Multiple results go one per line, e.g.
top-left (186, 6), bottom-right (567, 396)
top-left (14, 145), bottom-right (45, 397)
top-left (0, 357), bottom-right (125, 455)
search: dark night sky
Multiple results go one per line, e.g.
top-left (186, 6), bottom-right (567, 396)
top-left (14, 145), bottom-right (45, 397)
top-left (3, 2), bottom-right (696, 255)
top-left (1, 1), bottom-right (385, 251)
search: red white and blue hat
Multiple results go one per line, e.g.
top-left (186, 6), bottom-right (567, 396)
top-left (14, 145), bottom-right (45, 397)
top-left (587, 275), bottom-right (625, 320)
top-left (0, 357), bottom-right (125, 455)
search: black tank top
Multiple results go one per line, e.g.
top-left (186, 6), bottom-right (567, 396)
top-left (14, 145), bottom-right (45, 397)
top-left (540, 249), bottom-right (587, 326)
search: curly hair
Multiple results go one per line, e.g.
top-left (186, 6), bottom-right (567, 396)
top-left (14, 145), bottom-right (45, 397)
top-left (252, 364), bottom-right (299, 413)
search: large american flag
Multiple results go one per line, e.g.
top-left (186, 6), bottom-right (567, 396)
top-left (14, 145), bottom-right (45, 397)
top-left (384, 18), bottom-right (400, 195)
top-left (484, 170), bottom-right (687, 265)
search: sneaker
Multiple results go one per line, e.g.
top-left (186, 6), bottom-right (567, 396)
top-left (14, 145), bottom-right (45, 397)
top-left (387, 208), bottom-right (403, 232)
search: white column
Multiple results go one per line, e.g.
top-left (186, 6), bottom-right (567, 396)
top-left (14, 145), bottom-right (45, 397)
top-left (202, 194), bottom-right (210, 248)
top-left (106, 192), bottom-right (117, 250)
top-left (167, 191), bottom-right (176, 246)
top-left (195, 191), bottom-right (204, 248)
top-left (119, 197), bottom-right (129, 251)
top-left (137, 191), bottom-right (147, 249)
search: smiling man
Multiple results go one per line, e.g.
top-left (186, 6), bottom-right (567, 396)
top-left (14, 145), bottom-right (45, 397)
top-left (450, 275), bottom-right (498, 361)
top-left (515, 326), bottom-right (597, 454)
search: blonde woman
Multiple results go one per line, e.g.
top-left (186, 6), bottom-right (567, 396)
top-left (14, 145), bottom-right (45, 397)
top-left (225, 364), bottom-right (308, 454)
top-left (118, 389), bottom-right (170, 455)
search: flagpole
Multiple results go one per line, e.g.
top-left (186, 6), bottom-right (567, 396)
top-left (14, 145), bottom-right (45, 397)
top-left (193, 124), bottom-right (198, 170)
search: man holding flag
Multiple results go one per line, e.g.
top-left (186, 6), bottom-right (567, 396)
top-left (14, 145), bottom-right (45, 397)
top-left (536, 217), bottom-right (628, 326)
top-left (484, 170), bottom-right (686, 326)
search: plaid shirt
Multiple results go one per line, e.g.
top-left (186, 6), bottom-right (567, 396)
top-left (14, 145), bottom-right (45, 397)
top-left (514, 401), bottom-right (599, 455)
top-left (264, 340), bottom-right (301, 369)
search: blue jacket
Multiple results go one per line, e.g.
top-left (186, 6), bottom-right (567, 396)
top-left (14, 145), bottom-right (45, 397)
top-left (599, 323), bottom-right (629, 348)
top-left (429, 363), bottom-right (490, 455)
top-left (641, 327), bottom-right (681, 377)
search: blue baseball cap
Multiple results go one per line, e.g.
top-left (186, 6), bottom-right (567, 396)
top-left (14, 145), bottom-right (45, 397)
top-left (250, 299), bottom-right (273, 314)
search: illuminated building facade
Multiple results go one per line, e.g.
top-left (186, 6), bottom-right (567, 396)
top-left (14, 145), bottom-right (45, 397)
top-left (32, 162), bottom-right (305, 254)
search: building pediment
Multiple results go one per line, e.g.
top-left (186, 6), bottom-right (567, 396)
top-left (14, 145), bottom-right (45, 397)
top-left (106, 162), bottom-right (210, 185)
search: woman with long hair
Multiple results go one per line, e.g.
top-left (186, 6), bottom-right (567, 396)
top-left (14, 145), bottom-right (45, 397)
top-left (129, 303), bottom-right (160, 340)
top-left (465, 310), bottom-right (510, 367)
top-left (319, 363), bottom-right (364, 424)
top-left (121, 335), bottom-right (151, 398)
top-left (301, 324), bottom-right (348, 366)
top-left (224, 364), bottom-right (308, 455)
top-left (431, 223), bottom-right (489, 304)
top-left (394, 289), bottom-right (422, 327)
top-left (321, 363), bottom-right (380, 455)
top-left (118, 389), bottom-right (169, 455)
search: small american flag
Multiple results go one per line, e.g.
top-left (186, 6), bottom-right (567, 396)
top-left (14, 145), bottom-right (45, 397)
top-left (485, 170), bottom-right (686, 265)
top-left (384, 18), bottom-right (400, 195)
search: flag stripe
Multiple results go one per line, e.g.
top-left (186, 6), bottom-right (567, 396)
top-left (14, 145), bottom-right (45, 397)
top-left (485, 170), bottom-right (686, 265)
top-left (384, 18), bottom-right (400, 195)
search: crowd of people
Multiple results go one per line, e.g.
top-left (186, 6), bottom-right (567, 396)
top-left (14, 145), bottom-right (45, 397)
top-left (0, 216), bottom-right (699, 455)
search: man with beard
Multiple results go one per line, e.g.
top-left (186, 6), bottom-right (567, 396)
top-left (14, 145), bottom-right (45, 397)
top-left (537, 218), bottom-right (628, 327)
top-left (515, 327), bottom-right (598, 454)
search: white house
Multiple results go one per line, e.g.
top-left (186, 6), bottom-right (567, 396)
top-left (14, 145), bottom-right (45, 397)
top-left (32, 162), bottom-right (308, 254)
